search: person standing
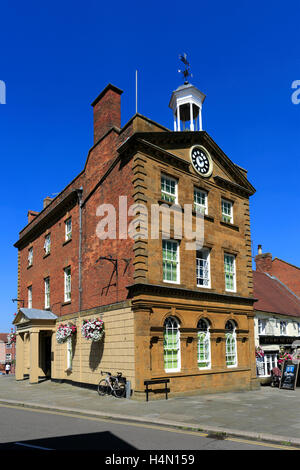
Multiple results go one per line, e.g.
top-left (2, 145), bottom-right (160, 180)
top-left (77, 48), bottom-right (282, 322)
top-left (5, 363), bottom-right (10, 375)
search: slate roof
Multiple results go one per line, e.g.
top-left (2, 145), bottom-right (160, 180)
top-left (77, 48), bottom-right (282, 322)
top-left (0, 334), bottom-right (8, 342)
top-left (19, 308), bottom-right (57, 320)
top-left (253, 271), bottom-right (300, 317)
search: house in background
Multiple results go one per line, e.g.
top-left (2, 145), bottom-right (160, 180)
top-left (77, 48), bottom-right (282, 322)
top-left (255, 245), bottom-right (300, 297)
top-left (253, 247), bottom-right (300, 381)
top-left (0, 333), bottom-right (16, 374)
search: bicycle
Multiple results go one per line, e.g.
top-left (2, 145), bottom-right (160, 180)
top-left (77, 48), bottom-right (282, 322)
top-left (97, 370), bottom-right (126, 398)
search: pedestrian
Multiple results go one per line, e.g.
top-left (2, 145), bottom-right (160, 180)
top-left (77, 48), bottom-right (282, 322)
top-left (5, 363), bottom-right (10, 375)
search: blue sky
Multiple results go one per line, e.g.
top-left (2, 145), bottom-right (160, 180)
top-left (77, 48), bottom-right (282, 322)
top-left (1, 0), bottom-right (300, 331)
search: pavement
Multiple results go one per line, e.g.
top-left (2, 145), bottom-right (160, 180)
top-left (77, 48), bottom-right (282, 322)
top-left (0, 375), bottom-right (300, 447)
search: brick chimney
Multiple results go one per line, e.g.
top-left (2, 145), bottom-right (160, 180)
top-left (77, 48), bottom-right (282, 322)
top-left (255, 245), bottom-right (273, 273)
top-left (43, 196), bottom-right (53, 209)
top-left (27, 210), bottom-right (39, 223)
top-left (91, 84), bottom-right (123, 144)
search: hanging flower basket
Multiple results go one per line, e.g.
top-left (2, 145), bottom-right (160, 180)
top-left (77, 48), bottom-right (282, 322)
top-left (56, 323), bottom-right (77, 344)
top-left (7, 333), bottom-right (16, 344)
top-left (278, 352), bottom-right (293, 366)
top-left (81, 318), bottom-right (104, 342)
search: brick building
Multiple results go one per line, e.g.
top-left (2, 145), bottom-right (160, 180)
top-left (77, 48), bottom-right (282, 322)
top-left (0, 333), bottom-right (16, 374)
top-left (13, 80), bottom-right (259, 398)
top-left (255, 245), bottom-right (300, 298)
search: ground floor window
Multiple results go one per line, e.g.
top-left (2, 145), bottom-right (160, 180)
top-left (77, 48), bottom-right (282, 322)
top-left (164, 316), bottom-right (180, 372)
top-left (225, 320), bottom-right (237, 367)
top-left (197, 319), bottom-right (211, 369)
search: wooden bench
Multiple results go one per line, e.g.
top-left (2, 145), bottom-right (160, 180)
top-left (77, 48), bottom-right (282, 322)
top-left (144, 378), bottom-right (170, 401)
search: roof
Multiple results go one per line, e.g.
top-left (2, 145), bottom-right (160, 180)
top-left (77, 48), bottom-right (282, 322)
top-left (0, 333), bottom-right (8, 342)
top-left (19, 308), bottom-right (57, 320)
top-left (253, 271), bottom-right (300, 317)
top-left (273, 257), bottom-right (300, 271)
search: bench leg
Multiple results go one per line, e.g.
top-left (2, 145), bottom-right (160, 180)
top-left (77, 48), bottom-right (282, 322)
top-left (165, 382), bottom-right (168, 400)
top-left (146, 385), bottom-right (149, 402)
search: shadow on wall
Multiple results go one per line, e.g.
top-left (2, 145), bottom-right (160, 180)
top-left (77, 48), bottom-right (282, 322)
top-left (89, 337), bottom-right (104, 371)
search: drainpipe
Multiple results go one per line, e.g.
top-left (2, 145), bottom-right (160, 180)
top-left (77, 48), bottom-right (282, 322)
top-left (76, 187), bottom-right (83, 312)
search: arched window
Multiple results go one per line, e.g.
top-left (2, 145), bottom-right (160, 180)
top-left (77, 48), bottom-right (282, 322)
top-left (225, 320), bottom-right (237, 367)
top-left (197, 319), bottom-right (211, 369)
top-left (164, 316), bottom-right (180, 372)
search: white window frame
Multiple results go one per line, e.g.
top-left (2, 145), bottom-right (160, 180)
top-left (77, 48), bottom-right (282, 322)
top-left (44, 234), bottom-right (51, 255)
top-left (161, 174), bottom-right (178, 204)
top-left (162, 240), bottom-right (180, 284)
top-left (44, 277), bottom-right (50, 309)
top-left (65, 218), bottom-right (72, 241)
top-left (28, 286), bottom-right (32, 309)
top-left (197, 319), bottom-right (211, 369)
top-left (221, 198), bottom-right (233, 224)
top-left (258, 319), bottom-right (266, 335)
top-left (196, 248), bottom-right (211, 288)
top-left (64, 267), bottom-right (71, 302)
top-left (194, 188), bottom-right (208, 215)
top-left (298, 323), bottom-right (300, 336)
top-left (164, 316), bottom-right (181, 372)
top-left (28, 247), bottom-right (33, 266)
top-left (280, 321), bottom-right (287, 336)
top-left (5, 354), bottom-right (12, 362)
top-left (225, 320), bottom-right (238, 368)
top-left (224, 253), bottom-right (236, 292)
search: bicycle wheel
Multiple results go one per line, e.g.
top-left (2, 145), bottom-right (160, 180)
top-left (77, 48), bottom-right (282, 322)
top-left (113, 380), bottom-right (126, 398)
top-left (98, 379), bottom-right (109, 396)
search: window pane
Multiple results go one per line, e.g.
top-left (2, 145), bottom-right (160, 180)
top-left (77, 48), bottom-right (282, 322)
top-left (163, 241), bottom-right (179, 282)
top-left (164, 317), bottom-right (180, 371)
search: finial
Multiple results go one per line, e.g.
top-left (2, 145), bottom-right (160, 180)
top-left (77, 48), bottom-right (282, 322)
top-left (178, 53), bottom-right (193, 84)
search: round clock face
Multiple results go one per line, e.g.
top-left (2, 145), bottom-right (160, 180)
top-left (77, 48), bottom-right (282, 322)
top-left (190, 146), bottom-right (213, 177)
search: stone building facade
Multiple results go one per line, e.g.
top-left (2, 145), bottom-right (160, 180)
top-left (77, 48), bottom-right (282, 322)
top-left (14, 81), bottom-right (259, 398)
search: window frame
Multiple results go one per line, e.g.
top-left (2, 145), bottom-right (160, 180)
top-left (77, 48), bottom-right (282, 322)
top-left (197, 319), bottom-right (211, 369)
top-left (194, 188), bottom-right (208, 215)
top-left (221, 198), bottom-right (233, 224)
top-left (280, 320), bottom-right (287, 336)
top-left (162, 240), bottom-right (180, 284)
top-left (161, 174), bottom-right (178, 204)
top-left (225, 320), bottom-right (238, 368)
top-left (196, 248), bottom-right (211, 288)
top-left (163, 316), bottom-right (181, 373)
top-left (64, 266), bottom-right (71, 302)
top-left (28, 247), bottom-right (33, 267)
top-left (27, 285), bottom-right (32, 309)
top-left (65, 217), bottom-right (72, 241)
top-left (44, 277), bottom-right (50, 309)
top-left (258, 318), bottom-right (266, 335)
top-left (224, 253), bottom-right (236, 292)
top-left (44, 233), bottom-right (51, 255)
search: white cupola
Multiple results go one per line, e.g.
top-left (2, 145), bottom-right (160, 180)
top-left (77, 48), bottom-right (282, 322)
top-left (169, 82), bottom-right (206, 132)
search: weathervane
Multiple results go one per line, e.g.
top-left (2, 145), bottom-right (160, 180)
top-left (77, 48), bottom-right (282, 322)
top-left (178, 53), bottom-right (193, 84)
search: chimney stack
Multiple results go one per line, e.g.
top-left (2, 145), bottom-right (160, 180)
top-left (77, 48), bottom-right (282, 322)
top-left (255, 245), bottom-right (272, 273)
top-left (27, 210), bottom-right (39, 223)
top-left (43, 196), bottom-right (53, 209)
top-left (91, 84), bottom-right (123, 144)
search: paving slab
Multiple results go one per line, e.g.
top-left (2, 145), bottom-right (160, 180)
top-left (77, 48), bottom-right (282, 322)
top-left (0, 375), bottom-right (300, 446)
